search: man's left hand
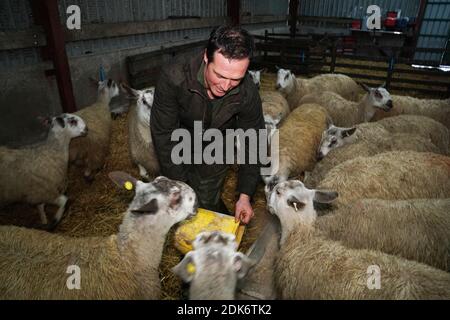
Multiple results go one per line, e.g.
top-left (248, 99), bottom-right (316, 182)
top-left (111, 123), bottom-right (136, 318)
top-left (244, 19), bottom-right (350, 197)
top-left (235, 194), bottom-right (254, 225)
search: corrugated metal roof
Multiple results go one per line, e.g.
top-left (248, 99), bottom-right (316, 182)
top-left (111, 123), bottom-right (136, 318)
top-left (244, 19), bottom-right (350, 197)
top-left (299, 0), bottom-right (420, 18)
top-left (241, 0), bottom-right (289, 16)
top-left (415, 0), bottom-right (450, 63)
top-left (0, 0), bottom-right (34, 30)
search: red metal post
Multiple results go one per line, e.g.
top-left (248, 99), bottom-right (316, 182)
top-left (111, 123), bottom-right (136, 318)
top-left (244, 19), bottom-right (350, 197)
top-left (227, 0), bottom-right (240, 26)
top-left (32, 0), bottom-right (77, 113)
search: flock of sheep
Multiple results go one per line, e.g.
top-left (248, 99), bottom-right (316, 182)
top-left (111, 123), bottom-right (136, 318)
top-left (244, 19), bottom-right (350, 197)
top-left (0, 63), bottom-right (449, 300)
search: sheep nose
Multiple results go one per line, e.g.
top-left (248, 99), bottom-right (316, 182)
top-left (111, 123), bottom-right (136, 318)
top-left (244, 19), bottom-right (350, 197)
top-left (81, 127), bottom-right (89, 136)
top-left (386, 100), bottom-right (393, 109)
top-left (316, 152), bottom-right (324, 161)
top-left (275, 84), bottom-right (281, 90)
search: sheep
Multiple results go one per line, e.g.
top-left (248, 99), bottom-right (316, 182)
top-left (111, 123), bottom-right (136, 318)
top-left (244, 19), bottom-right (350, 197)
top-left (0, 114), bottom-right (87, 230)
top-left (307, 133), bottom-right (440, 188)
top-left (276, 68), bottom-right (363, 110)
top-left (371, 95), bottom-right (450, 129)
top-left (268, 180), bottom-right (450, 299)
top-left (172, 231), bottom-right (254, 300)
top-left (315, 115), bottom-right (449, 160)
top-left (305, 118), bottom-right (447, 187)
top-left (298, 84), bottom-right (393, 126)
top-left (316, 198), bottom-right (450, 271)
top-left (121, 83), bottom-right (160, 179)
top-left (69, 79), bottom-right (120, 181)
top-left (248, 69), bottom-right (263, 89)
top-left (317, 151), bottom-right (450, 207)
top-left (260, 90), bottom-right (290, 132)
top-left (0, 173), bottom-right (198, 300)
top-left (262, 103), bottom-right (329, 188)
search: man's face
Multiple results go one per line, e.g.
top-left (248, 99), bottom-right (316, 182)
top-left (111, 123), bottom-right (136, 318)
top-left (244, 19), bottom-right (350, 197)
top-left (203, 51), bottom-right (250, 99)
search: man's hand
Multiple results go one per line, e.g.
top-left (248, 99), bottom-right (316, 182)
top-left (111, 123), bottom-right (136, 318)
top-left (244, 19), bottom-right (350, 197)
top-left (235, 193), bottom-right (254, 225)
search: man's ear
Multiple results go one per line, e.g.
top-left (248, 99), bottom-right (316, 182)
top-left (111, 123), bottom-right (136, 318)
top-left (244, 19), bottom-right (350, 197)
top-left (203, 49), bottom-right (208, 64)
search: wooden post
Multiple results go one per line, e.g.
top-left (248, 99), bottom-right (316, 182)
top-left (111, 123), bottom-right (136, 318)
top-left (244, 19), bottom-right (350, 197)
top-left (227, 0), bottom-right (240, 26)
top-left (411, 0), bottom-right (428, 59)
top-left (32, 0), bottom-right (77, 113)
top-left (288, 0), bottom-right (300, 38)
top-left (330, 40), bottom-right (337, 73)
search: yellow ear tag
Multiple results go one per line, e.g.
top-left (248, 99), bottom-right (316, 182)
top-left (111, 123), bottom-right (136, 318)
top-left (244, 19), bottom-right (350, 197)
top-left (124, 181), bottom-right (134, 191)
top-left (186, 263), bottom-right (196, 274)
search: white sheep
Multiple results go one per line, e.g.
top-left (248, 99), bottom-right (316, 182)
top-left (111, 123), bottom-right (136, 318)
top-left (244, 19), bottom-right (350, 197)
top-left (298, 84), bottom-right (393, 126)
top-left (69, 79), bottom-right (119, 181)
top-left (172, 231), bottom-right (254, 300)
top-left (121, 83), bottom-right (160, 179)
top-left (315, 115), bottom-right (449, 160)
top-left (0, 173), bottom-right (198, 299)
top-left (248, 69), bottom-right (264, 89)
top-left (316, 198), bottom-right (450, 271)
top-left (317, 151), bottom-right (450, 207)
top-left (0, 114), bottom-right (87, 229)
top-left (268, 180), bottom-right (450, 299)
top-left (260, 90), bottom-right (290, 132)
top-left (276, 68), bottom-right (363, 110)
top-left (306, 120), bottom-right (446, 187)
top-left (372, 95), bottom-right (450, 129)
top-left (262, 103), bottom-right (330, 188)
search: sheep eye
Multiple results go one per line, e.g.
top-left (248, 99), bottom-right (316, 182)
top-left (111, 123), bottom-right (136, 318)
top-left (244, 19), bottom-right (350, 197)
top-left (69, 118), bottom-right (78, 126)
top-left (284, 74), bottom-right (289, 81)
top-left (374, 90), bottom-right (383, 99)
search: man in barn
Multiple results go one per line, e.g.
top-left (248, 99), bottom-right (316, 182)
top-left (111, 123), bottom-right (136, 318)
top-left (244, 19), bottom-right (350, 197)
top-left (150, 25), bottom-right (265, 225)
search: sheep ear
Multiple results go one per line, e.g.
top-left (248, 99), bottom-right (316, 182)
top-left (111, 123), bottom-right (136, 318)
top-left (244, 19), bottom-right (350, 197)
top-left (89, 76), bottom-right (99, 85)
top-left (120, 82), bottom-right (140, 98)
top-left (169, 187), bottom-right (182, 209)
top-left (132, 198), bottom-right (158, 215)
top-left (314, 190), bottom-right (338, 204)
top-left (108, 171), bottom-right (139, 191)
top-left (38, 116), bottom-right (52, 127)
top-left (172, 252), bottom-right (196, 283)
top-left (359, 82), bottom-right (371, 93)
top-left (341, 127), bottom-right (357, 138)
top-left (381, 82), bottom-right (387, 88)
top-left (55, 116), bottom-right (65, 128)
top-left (232, 252), bottom-right (254, 279)
top-left (286, 196), bottom-right (305, 212)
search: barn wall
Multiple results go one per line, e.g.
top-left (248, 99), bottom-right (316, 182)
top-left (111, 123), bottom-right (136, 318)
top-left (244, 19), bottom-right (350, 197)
top-left (0, 0), bottom-right (287, 147)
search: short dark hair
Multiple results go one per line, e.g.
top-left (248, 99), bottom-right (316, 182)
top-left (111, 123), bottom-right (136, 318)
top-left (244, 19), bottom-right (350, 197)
top-left (206, 25), bottom-right (255, 62)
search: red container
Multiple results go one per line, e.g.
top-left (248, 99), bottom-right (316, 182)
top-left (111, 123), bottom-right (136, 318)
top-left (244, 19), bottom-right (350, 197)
top-left (351, 19), bottom-right (362, 29)
top-left (385, 17), bottom-right (397, 27)
top-left (387, 11), bottom-right (398, 18)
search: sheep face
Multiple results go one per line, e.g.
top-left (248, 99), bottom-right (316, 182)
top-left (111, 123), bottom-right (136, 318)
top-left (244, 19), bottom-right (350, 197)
top-left (172, 231), bottom-right (254, 300)
top-left (276, 68), bottom-right (295, 92)
top-left (264, 113), bottom-right (282, 131)
top-left (317, 125), bottom-right (357, 160)
top-left (136, 88), bottom-right (155, 124)
top-left (267, 180), bottom-right (338, 224)
top-left (248, 70), bottom-right (261, 89)
top-left (363, 85), bottom-right (393, 111)
top-left (51, 114), bottom-right (88, 138)
top-left (98, 79), bottom-right (120, 100)
top-left (127, 176), bottom-right (198, 222)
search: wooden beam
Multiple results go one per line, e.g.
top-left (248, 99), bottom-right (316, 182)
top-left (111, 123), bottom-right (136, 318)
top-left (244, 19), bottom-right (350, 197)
top-left (0, 28), bottom-right (47, 51)
top-left (66, 17), bottom-right (230, 42)
top-left (0, 15), bottom-right (287, 52)
top-left (241, 15), bottom-right (287, 24)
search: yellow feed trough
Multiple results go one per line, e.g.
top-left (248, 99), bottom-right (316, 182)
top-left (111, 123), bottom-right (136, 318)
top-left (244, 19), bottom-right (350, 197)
top-left (174, 208), bottom-right (246, 254)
